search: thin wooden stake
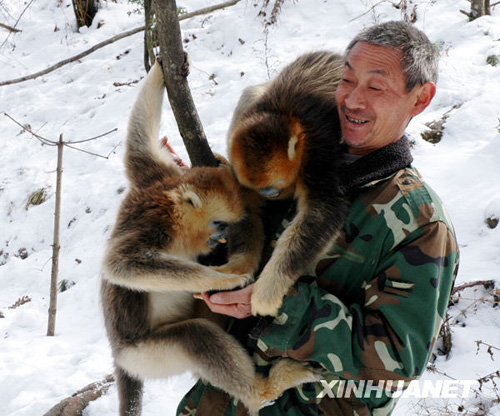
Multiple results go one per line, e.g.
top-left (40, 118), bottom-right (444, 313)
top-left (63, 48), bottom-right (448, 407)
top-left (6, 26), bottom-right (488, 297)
top-left (47, 134), bottom-right (64, 337)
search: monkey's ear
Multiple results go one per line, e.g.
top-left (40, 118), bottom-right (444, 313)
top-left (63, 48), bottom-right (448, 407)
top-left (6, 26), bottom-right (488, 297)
top-left (181, 189), bottom-right (203, 209)
top-left (288, 135), bottom-right (300, 161)
top-left (288, 121), bottom-right (305, 161)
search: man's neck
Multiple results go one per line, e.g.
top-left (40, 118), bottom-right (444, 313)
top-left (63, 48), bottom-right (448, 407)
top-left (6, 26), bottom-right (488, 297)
top-left (341, 136), bottom-right (413, 192)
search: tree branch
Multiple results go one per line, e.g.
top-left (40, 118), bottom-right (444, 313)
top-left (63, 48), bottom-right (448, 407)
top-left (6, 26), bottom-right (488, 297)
top-left (154, 0), bottom-right (219, 167)
top-left (0, 22), bottom-right (22, 33)
top-left (43, 375), bottom-right (115, 416)
top-left (451, 280), bottom-right (495, 296)
top-left (0, 26), bottom-right (144, 87)
top-left (0, 0), bottom-right (35, 49)
top-left (0, 0), bottom-right (241, 87)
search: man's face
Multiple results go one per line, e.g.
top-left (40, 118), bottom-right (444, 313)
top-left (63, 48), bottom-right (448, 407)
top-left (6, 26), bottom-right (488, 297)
top-left (335, 41), bottom-right (434, 155)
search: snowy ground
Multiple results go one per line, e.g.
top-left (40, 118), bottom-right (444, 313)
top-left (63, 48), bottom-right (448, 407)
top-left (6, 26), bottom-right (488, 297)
top-left (0, 0), bottom-right (499, 415)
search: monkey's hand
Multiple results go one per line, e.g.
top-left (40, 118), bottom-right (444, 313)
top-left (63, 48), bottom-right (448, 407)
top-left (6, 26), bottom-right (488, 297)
top-left (250, 271), bottom-right (290, 317)
top-left (212, 253), bottom-right (259, 276)
top-left (209, 270), bottom-right (254, 291)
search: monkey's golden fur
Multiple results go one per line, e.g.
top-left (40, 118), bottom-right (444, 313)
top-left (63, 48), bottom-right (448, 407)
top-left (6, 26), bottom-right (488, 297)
top-left (227, 51), bottom-right (349, 317)
top-left (100, 62), bottom-right (318, 416)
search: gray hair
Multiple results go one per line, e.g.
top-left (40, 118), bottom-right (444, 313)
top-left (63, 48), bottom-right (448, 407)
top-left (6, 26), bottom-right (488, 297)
top-left (345, 21), bottom-right (439, 92)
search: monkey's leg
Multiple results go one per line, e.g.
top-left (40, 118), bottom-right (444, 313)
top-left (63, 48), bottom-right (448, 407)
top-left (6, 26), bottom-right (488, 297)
top-left (114, 318), bottom-right (316, 413)
top-left (116, 366), bottom-right (144, 416)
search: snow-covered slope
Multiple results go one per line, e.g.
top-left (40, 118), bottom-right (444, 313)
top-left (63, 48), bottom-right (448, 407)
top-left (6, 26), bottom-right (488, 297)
top-left (0, 0), bottom-right (499, 414)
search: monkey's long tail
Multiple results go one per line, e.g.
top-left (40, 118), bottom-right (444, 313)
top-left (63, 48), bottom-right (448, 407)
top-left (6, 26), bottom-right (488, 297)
top-left (124, 62), bottom-right (182, 187)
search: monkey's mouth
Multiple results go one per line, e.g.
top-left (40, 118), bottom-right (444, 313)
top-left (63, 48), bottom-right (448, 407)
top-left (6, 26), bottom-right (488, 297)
top-left (207, 232), bottom-right (227, 246)
top-left (259, 187), bottom-right (282, 198)
top-left (346, 115), bottom-right (369, 125)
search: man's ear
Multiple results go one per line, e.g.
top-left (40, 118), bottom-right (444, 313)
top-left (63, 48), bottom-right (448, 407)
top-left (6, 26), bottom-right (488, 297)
top-left (410, 81), bottom-right (436, 117)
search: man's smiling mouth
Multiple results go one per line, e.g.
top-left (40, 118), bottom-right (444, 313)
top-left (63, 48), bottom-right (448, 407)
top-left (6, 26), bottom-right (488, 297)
top-left (346, 115), bottom-right (369, 125)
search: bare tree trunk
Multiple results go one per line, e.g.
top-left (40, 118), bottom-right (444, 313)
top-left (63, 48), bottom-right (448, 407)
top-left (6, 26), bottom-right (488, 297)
top-left (153, 0), bottom-right (219, 167)
top-left (47, 135), bottom-right (64, 337)
top-left (72, 0), bottom-right (99, 28)
top-left (469, 0), bottom-right (490, 20)
top-left (144, 0), bottom-right (156, 72)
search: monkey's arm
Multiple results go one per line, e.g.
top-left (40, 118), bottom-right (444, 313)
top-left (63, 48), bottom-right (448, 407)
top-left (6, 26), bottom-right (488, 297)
top-left (125, 61), bottom-right (183, 189)
top-left (251, 194), bottom-right (347, 317)
top-left (102, 231), bottom-right (252, 293)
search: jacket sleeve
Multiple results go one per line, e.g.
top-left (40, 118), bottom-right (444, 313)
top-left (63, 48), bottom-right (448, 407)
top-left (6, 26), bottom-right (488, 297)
top-left (256, 220), bottom-right (459, 382)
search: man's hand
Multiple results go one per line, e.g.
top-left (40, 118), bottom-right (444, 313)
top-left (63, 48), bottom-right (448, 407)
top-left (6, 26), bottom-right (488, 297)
top-left (201, 284), bottom-right (254, 319)
top-left (161, 136), bottom-right (190, 172)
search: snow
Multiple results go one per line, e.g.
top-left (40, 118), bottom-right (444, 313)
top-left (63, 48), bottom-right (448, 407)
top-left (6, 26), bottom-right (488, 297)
top-left (1, 0), bottom-right (499, 415)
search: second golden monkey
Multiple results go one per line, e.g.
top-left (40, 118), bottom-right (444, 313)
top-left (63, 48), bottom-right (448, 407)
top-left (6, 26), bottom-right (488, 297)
top-left (227, 51), bottom-right (348, 317)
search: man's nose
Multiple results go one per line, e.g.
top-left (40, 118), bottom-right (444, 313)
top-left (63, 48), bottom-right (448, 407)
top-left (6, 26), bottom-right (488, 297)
top-left (344, 86), bottom-right (366, 109)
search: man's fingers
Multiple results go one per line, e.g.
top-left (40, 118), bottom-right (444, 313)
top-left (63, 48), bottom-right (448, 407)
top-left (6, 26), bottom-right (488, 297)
top-left (209, 284), bottom-right (254, 305)
top-left (200, 287), bottom-right (253, 319)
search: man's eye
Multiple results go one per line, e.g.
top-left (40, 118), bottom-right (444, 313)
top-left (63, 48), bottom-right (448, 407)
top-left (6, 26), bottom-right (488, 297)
top-left (341, 78), bottom-right (353, 83)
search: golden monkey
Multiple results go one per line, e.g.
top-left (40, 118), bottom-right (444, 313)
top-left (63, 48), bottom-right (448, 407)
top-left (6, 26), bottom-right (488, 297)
top-left (227, 51), bottom-right (349, 317)
top-left (100, 61), bottom-right (318, 416)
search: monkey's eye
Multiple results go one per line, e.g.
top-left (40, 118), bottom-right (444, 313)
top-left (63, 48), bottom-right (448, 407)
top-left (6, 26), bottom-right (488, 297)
top-left (259, 187), bottom-right (282, 198)
top-left (210, 220), bottom-right (228, 231)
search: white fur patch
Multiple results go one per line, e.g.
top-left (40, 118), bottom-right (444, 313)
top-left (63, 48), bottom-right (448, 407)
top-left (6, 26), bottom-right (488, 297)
top-left (116, 342), bottom-right (196, 379)
top-left (181, 189), bottom-right (202, 209)
top-left (288, 135), bottom-right (299, 160)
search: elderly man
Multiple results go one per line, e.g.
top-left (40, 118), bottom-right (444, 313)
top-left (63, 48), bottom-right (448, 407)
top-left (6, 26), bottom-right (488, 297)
top-left (178, 20), bottom-right (459, 416)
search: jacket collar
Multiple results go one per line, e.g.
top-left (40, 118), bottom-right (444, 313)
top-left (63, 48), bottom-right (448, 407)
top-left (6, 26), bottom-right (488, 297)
top-left (341, 136), bottom-right (413, 192)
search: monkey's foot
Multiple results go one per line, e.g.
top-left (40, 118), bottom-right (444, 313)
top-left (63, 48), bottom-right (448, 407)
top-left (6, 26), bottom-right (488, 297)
top-left (244, 360), bottom-right (321, 413)
top-left (268, 359), bottom-right (322, 390)
top-left (250, 278), bottom-right (286, 317)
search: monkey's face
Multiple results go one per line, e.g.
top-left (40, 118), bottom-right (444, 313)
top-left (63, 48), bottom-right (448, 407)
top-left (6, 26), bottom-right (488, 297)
top-left (173, 168), bottom-right (246, 255)
top-left (229, 113), bottom-right (304, 201)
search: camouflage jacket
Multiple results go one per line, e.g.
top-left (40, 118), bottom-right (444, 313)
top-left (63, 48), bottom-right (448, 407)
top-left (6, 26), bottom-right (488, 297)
top-left (177, 137), bottom-right (459, 416)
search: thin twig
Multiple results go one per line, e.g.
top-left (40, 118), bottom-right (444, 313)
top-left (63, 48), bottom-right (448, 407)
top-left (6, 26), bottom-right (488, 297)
top-left (0, 22), bottom-right (22, 33)
top-left (4, 112), bottom-right (118, 158)
top-left (63, 142), bottom-right (116, 159)
top-left (0, 0), bottom-right (241, 87)
top-left (0, 0), bottom-right (35, 49)
top-left (180, 0), bottom-right (240, 20)
top-left (476, 340), bottom-right (500, 353)
top-left (349, 0), bottom-right (386, 22)
top-left (68, 127), bottom-right (118, 144)
top-left (4, 112), bottom-right (57, 146)
top-left (0, 26), bottom-right (144, 87)
top-left (451, 280), bottom-right (495, 296)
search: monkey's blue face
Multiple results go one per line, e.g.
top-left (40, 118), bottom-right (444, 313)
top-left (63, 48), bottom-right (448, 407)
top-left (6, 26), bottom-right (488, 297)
top-left (207, 220), bottom-right (229, 246)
